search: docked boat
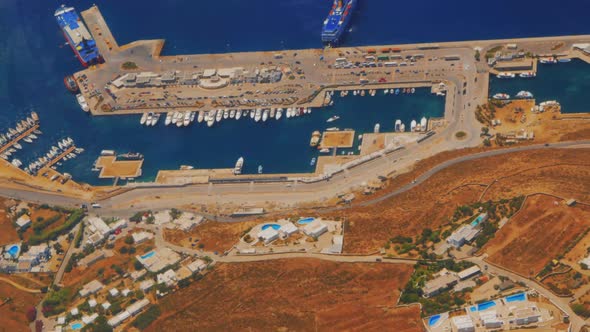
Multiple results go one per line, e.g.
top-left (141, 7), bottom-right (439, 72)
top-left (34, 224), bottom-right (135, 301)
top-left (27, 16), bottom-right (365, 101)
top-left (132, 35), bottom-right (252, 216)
top-left (233, 157), bottom-right (244, 175)
top-left (254, 109), bottom-right (262, 122)
top-left (519, 72), bottom-right (536, 78)
top-left (31, 112), bottom-right (39, 122)
top-left (326, 127), bottom-right (339, 131)
top-left (516, 91), bottom-right (533, 99)
top-left (374, 123), bottom-right (380, 133)
top-left (140, 113), bottom-right (148, 125)
top-left (165, 113), bottom-right (172, 126)
top-left (360, 90), bottom-right (366, 96)
top-left (400, 123), bottom-right (406, 132)
top-left (257, 165), bottom-right (263, 174)
top-left (230, 110), bottom-right (236, 119)
top-left (411, 87), bottom-right (416, 93)
top-left (215, 110), bottom-right (223, 123)
top-left (118, 152), bottom-right (144, 160)
top-left (492, 93), bottom-right (510, 100)
top-left (151, 113), bottom-right (160, 126)
top-left (394, 119), bottom-right (401, 132)
top-left (420, 117), bottom-right (428, 130)
top-left (319, 148), bottom-right (331, 153)
top-left (395, 88), bottom-right (400, 95)
top-left (310, 157), bottom-right (317, 166)
top-left (249, 110), bottom-right (255, 119)
top-left (558, 58), bottom-right (572, 63)
top-left (64, 75), bottom-right (79, 93)
top-left (197, 111), bottom-right (204, 123)
top-left (190, 111), bottom-right (196, 123)
top-left (236, 110), bottom-right (242, 120)
top-left (539, 57), bottom-right (558, 64)
top-left (23, 137), bottom-right (33, 143)
top-left (276, 109), bottom-right (283, 120)
top-left (183, 112), bottom-right (191, 126)
top-left (384, 89), bottom-right (389, 95)
top-left (310, 130), bottom-right (321, 147)
top-left (321, 0), bottom-right (357, 45)
top-left (270, 109), bottom-right (276, 118)
top-left (262, 109), bottom-right (269, 122)
top-left (76, 94), bottom-right (90, 112)
top-left (496, 72), bottom-right (516, 79)
top-left (223, 109), bottom-right (229, 119)
top-left (410, 120), bottom-right (417, 132)
top-left (11, 159), bottom-right (22, 168)
top-left (29, 134), bottom-right (38, 140)
top-left (207, 113), bottom-right (215, 127)
top-left (326, 115), bottom-right (340, 123)
top-left (54, 5), bottom-right (102, 67)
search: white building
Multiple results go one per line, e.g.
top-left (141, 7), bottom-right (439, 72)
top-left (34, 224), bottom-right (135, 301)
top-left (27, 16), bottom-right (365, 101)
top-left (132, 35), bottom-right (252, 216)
top-left (130, 269), bottom-right (146, 281)
top-left (280, 222), bottom-right (298, 237)
top-left (257, 227), bottom-right (279, 244)
top-left (157, 269), bottom-right (178, 287)
top-left (108, 288), bottom-right (119, 297)
top-left (447, 225), bottom-right (480, 248)
top-left (121, 288), bottom-right (131, 297)
top-left (108, 311), bottom-right (130, 327)
top-left (452, 315), bottom-right (475, 332)
top-left (139, 279), bottom-right (155, 292)
top-left (480, 310), bottom-right (503, 329)
top-left (16, 215), bottom-right (31, 229)
top-left (79, 280), bottom-right (104, 297)
top-left (127, 299), bottom-right (150, 316)
top-left (82, 313), bottom-right (98, 325)
top-left (303, 220), bottom-right (328, 238)
top-left (102, 301), bottom-right (111, 310)
top-left (132, 231), bottom-right (154, 245)
top-left (70, 308), bottom-right (79, 316)
top-left (88, 299), bottom-right (97, 308)
top-left (457, 266), bottom-right (481, 280)
top-left (109, 219), bottom-right (128, 232)
top-left (87, 217), bottom-right (111, 238)
top-left (18, 244), bottom-right (50, 266)
top-left (187, 259), bottom-right (207, 273)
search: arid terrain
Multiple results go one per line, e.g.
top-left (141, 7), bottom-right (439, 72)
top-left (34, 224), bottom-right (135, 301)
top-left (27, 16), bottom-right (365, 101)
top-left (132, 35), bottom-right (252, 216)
top-left (147, 259), bottom-right (420, 332)
top-left (164, 220), bottom-right (259, 253)
top-left (337, 148), bottom-right (590, 254)
top-left (484, 194), bottom-right (590, 276)
top-left (0, 198), bottom-right (19, 245)
top-left (0, 275), bottom-right (45, 332)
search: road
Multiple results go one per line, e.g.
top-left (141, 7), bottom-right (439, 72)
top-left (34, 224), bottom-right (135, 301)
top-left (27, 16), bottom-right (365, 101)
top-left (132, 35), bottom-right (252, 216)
top-left (0, 277), bottom-right (41, 293)
top-left (52, 223), bottom-right (82, 287)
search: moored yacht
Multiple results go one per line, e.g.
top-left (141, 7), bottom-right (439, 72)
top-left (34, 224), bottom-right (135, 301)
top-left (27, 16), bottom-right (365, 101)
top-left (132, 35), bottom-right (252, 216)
top-left (233, 157), bottom-right (244, 175)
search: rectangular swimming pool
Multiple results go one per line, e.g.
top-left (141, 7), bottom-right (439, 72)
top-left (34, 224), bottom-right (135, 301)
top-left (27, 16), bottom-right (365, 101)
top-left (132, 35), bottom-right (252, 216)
top-left (505, 292), bottom-right (526, 303)
top-left (470, 300), bottom-right (496, 312)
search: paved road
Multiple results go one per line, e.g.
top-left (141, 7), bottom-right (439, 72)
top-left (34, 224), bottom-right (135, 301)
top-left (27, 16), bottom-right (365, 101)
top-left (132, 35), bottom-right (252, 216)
top-left (0, 141), bottom-right (588, 219)
top-left (53, 223), bottom-right (82, 287)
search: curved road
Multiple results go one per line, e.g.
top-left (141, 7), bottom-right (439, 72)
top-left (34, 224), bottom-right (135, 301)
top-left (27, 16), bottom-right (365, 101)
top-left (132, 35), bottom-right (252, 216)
top-left (0, 141), bottom-right (588, 219)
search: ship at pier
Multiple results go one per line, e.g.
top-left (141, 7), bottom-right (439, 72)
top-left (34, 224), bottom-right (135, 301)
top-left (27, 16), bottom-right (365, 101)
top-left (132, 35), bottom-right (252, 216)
top-left (55, 5), bottom-right (102, 67)
top-left (321, 0), bottom-right (357, 45)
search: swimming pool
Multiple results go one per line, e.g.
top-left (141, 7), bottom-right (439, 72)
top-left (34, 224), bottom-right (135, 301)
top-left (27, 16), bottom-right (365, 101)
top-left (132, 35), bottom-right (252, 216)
top-left (428, 315), bottom-right (441, 326)
top-left (297, 217), bottom-right (315, 225)
top-left (471, 214), bottom-right (485, 227)
top-left (505, 292), bottom-right (526, 303)
top-left (261, 224), bottom-right (280, 231)
top-left (470, 300), bottom-right (496, 312)
top-left (6, 244), bottom-right (20, 258)
top-left (140, 251), bottom-right (156, 260)
top-left (71, 322), bottom-right (83, 330)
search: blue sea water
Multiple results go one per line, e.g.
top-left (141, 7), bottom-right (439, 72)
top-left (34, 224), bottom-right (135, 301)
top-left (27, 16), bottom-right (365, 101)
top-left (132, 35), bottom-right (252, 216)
top-left (0, 0), bottom-right (589, 185)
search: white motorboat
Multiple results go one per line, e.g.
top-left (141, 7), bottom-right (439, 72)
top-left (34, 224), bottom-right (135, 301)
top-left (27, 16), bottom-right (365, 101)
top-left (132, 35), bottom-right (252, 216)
top-left (140, 113), bottom-right (148, 125)
top-left (276, 109), bottom-right (283, 120)
top-left (254, 109), bottom-right (262, 122)
top-left (236, 110), bottom-right (242, 120)
top-left (230, 109), bottom-right (236, 118)
top-left (262, 109), bottom-right (269, 122)
top-left (197, 111), bottom-right (204, 123)
top-left (216, 110), bottom-right (223, 122)
top-left (223, 109), bottom-right (229, 119)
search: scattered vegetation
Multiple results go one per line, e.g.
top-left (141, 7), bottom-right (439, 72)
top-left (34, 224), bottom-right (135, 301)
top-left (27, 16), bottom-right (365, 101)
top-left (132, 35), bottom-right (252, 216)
top-left (121, 61), bottom-right (138, 70)
top-left (455, 131), bottom-right (466, 139)
top-left (29, 209), bottom-right (85, 245)
top-left (132, 305), bottom-right (161, 330)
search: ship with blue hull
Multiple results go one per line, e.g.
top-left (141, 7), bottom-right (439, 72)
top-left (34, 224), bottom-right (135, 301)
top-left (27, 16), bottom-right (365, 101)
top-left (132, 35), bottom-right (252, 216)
top-left (55, 5), bottom-right (102, 67)
top-left (321, 0), bottom-right (357, 45)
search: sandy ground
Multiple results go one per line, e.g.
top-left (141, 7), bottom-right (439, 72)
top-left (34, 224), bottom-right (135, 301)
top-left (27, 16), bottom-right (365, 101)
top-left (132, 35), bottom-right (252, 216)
top-left (164, 220), bottom-right (259, 253)
top-left (147, 259), bottom-right (420, 332)
top-left (334, 148), bottom-right (590, 254)
top-left (484, 194), bottom-right (590, 277)
top-left (0, 198), bottom-right (19, 245)
top-left (0, 278), bottom-right (44, 332)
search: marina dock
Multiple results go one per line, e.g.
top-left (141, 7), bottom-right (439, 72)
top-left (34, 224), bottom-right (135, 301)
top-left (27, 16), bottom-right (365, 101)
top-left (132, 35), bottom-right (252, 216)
top-left (320, 130), bottom-right (355, 149)
top-left (40, 146), bottom-right (76, 171)
top-left (0, 124), bottom-right (39, 155)
top-left (94, 156), bottom-right (143, 180)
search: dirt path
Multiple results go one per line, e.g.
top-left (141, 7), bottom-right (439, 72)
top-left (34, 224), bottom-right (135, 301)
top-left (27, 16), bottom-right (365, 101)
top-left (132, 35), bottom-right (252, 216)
top-left (0, 277), bottom-right (41, 294)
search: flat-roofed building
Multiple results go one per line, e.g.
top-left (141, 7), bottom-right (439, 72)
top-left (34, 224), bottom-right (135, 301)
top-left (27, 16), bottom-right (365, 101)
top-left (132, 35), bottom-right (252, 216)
top-left (79, 280), bottom-right (104, 297)
top-left (139, 279), bottom-right (155, 292)
top-left (514, 306), bottom-right (541, 325)
top-left (132, 231), bottom-right (154, 244)
top-left (452, 315), bottom-right (475, 332)
top-left (16, 215), bottom-right (31, 229)
top-left (479, 310), bottom-right (503, 329)
top-left (77, 250), bottom-right (105, 267)
top-left (303, 220), bottom-right (328, 238)
top-left (280, 222), bottom-right (298, 237)
top-left (87, 217), bottom-right (111, 239)
top-left (257, 228), bottom-right (279, 244)
top-left (187, 259), bottom-right (207, 273)
top-left (422, 274), bottom-right (458, 297)
top-left (127, 299), bottom-right (150, 316)
top-left (457, 266), bottom-right (481, 280)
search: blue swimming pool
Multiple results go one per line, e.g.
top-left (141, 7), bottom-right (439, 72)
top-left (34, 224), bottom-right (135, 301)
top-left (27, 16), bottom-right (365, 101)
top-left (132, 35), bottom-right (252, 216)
top-left (505, 292), bottom-right (526, 303)
top-left (470, 300), bottom-right (497, 312)
top-left (471, 214), bottom-right (486, 227)
top-left (428, 315), bottom-right (441, 326)
top-left (140, 251), bottom-right (156, 260)
top-left (6, 244), bottom-right (20, 258)
top-left (71, 322), bottom-right (83, 330)
top-left (297, 217), bottom-right (315, 225)
top-left (261, 224), bottom-right (280, 231)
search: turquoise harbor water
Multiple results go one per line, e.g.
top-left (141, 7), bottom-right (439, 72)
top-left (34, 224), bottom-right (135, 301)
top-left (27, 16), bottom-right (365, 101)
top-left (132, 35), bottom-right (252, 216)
top-left (0, 0), bottom-right (589, 185)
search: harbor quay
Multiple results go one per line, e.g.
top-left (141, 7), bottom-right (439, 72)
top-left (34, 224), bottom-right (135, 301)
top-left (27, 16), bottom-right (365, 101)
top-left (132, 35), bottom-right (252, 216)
top-left (76, 5), bottom-right (590, 121)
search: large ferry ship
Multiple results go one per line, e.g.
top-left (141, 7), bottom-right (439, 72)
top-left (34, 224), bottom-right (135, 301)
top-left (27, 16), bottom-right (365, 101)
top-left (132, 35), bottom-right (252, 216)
top-left (55, 5), bottom-right (102, 67)
top-left (321, 0), bottom-right (357, 45)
